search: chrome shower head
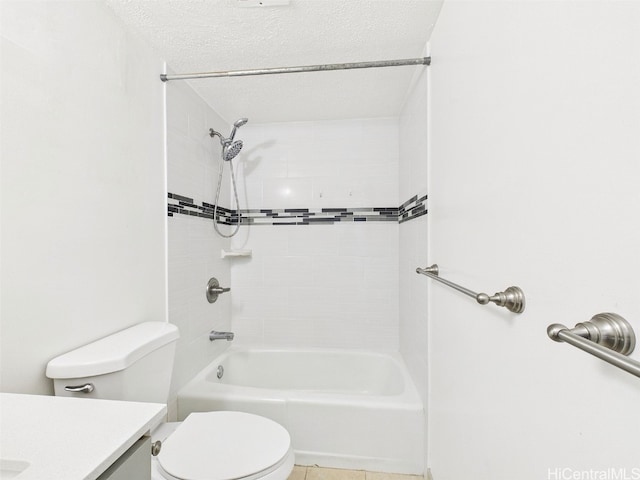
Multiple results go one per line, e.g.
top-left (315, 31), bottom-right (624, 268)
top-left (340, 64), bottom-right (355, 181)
top-left (224, 140), bottom-right (243, 161)
top-left (229, 117), bottom-right (249, 141)
top-left (210, 118), bottom-right (248, 159)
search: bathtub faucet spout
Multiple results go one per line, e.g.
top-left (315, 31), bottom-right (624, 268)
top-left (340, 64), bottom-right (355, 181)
top-left (209, 330), bottom-right (234, 341)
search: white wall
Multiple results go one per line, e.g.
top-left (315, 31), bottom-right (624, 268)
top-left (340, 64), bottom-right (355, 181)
top-left (0, 1), bottom-right (166, 394)
top-left (165, 80), bottom-right (232, 415)
top-left (399, 61), bottom-right (430, 473)
top-left (428, 1), bottom-right (640, 478)
top-left (229, 119), bottom-right (401, 350)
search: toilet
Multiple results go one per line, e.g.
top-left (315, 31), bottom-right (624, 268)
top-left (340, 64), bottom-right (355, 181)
top-left (45, 322), bottom-right (294, 480)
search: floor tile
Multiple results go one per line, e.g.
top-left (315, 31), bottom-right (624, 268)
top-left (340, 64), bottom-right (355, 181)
top-left (305, 466), bottom-right (366, 480)
top-left (289, 466), bottom-right (308, 480)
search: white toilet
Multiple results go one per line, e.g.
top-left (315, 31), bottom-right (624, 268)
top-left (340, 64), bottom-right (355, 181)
top-left (45, 322), bottom-right (294, 480)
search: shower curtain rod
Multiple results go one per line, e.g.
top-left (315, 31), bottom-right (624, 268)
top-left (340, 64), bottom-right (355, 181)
top-left (160, 57), bottom-right (430, 82)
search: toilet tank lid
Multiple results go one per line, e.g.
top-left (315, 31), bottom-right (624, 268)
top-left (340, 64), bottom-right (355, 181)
top-left (46, 322), bottom-right (180, 379)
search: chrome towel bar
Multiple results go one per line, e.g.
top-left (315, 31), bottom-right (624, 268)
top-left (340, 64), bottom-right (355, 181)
top-left (547, 313), bottom-right (640, 378)
top-left (415, 264), bottom-right (526, 313)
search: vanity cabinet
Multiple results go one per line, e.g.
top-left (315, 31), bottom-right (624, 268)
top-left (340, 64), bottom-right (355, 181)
top-left (97, 436), bottom-right (151, 480)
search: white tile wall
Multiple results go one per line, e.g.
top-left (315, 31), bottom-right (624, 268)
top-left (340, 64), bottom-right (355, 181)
top-left (228, 118), bottom-right (401, 351)
top-left (236, 118), bottom-right (400, 210)
top-left (398, 55), bottom-right (430, 473)
top-left (231, 223), bottom-right (399, 350)
top-left (262, 178), bottom-right (314, 209)
top-left (166, 80), bottom-right (233, 414)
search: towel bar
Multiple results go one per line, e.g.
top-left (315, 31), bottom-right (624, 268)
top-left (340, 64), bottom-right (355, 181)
top-left (547, 313), bottom-right (640, 378)
top-left (416, 264), bottom-right (525, 313)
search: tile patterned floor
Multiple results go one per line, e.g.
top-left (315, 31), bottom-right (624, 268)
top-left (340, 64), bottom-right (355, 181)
top-left (288, 466), bottom-right (424, 480)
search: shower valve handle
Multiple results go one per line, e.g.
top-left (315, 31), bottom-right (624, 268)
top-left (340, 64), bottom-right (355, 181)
top-left (206, 277), bottom-right (230, 303)
top-left (210, 286), bottom-right (231, 294)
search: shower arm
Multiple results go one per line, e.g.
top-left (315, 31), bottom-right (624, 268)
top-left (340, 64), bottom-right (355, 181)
top-left (209, 129), bottom-right (230, 146)
top-left (416, 264), bottom-right (526, 314)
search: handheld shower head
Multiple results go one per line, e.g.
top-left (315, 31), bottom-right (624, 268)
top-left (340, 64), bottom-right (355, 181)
top-left (229, 117), bottom-right (249, 141)
top-left (234, 118), bottom-right (249, 128)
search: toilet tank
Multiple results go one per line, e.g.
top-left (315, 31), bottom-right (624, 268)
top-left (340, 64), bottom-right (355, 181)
top-left (46, 322), bottom-right (179, 404)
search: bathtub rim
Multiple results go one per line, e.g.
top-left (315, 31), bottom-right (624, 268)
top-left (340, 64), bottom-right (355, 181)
top-left (178, 345), bottom-right (423, 407)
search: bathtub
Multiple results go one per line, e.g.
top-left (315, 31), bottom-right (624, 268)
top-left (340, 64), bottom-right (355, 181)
top-left (177, 346), bottom-right (424, 474)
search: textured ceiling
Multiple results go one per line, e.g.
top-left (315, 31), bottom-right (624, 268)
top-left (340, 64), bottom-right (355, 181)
top-left (106, 0), bottom-right (444, 123)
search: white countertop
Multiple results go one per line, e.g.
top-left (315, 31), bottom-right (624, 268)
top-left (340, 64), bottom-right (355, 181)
top-left (0, 393), bottom-right (166, 480)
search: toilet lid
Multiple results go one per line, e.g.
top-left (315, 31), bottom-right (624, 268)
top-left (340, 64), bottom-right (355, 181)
top-left (157, 411), bottom-right (291, 480)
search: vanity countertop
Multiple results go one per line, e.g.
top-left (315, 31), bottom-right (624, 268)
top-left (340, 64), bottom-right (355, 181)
top-left (0, 393), bottom-right (166, 480)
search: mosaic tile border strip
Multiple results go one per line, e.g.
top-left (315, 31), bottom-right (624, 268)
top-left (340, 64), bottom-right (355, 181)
top-left (167, 193), bottom-right (236, 223)
top-left (168, 192), bottom-right (427, 225)
top-left (398, 193), bottom-right (428, 224)
top-left (238, 207), bottom-right (398, 225)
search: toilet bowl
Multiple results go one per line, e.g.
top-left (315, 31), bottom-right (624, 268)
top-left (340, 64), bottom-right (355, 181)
top-left (45, 322), bottom-right (294, 480)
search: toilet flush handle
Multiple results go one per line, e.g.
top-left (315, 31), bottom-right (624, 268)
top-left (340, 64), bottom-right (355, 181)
top-left (64, 383), bottom-right (94, 393)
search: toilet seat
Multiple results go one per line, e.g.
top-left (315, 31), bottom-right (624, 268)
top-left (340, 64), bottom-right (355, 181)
top-left (157, 411), bottom-right (293, 480)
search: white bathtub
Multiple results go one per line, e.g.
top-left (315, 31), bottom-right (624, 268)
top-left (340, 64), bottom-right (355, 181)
top-left (177, 346), bottom-right (424, 474)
